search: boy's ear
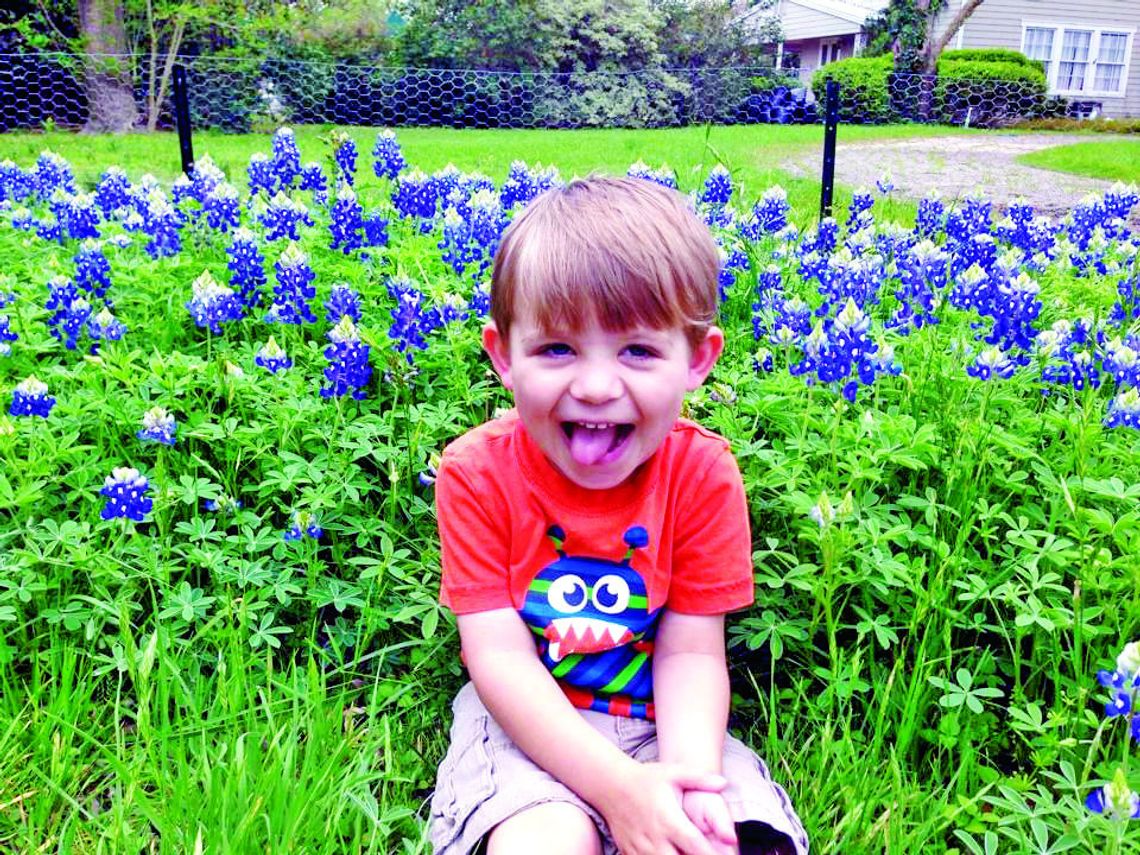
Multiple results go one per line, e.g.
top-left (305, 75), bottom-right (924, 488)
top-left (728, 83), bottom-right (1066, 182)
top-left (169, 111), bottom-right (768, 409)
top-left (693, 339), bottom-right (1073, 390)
top-left (482, 322), bottom-right (514, 390)
top-left (686, 326), bottom-right (725, 391)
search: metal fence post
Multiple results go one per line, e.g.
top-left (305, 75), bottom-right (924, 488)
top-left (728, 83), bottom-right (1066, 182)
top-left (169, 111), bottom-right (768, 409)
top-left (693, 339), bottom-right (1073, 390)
top-left (819, 77), bottom-right (839, 220)
top-left (172, 64), bottom-right (194, 176)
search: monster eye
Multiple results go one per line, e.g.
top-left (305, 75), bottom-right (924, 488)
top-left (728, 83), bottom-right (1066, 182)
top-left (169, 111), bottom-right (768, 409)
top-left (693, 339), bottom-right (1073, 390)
top-left (548, 574), bottom-right (588, 613)
top-left (592, 575), bottom-right (630, 615)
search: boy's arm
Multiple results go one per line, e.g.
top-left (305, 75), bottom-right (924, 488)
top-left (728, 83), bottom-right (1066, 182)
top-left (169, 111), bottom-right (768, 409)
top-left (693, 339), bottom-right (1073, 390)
top-left (654, 610), bottom-right (738, 852)
top-left (458, 607), bottom-right (728, 855)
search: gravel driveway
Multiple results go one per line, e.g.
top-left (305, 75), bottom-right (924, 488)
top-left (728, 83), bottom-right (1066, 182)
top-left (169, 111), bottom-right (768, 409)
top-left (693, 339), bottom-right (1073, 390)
top-left (782, 133), bottom-right (1137, 222)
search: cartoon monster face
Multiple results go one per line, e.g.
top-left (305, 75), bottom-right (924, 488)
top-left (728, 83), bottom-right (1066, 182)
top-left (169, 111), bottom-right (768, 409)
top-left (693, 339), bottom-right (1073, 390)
top-left (522, 525), bottom-right (656, 663)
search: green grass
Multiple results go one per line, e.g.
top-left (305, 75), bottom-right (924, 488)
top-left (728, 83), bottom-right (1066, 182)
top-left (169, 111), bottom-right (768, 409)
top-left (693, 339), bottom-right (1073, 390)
top-left (1017, 139), bottom-right (1140, 183)
top-left (0, 123), bottom-right (970, 224)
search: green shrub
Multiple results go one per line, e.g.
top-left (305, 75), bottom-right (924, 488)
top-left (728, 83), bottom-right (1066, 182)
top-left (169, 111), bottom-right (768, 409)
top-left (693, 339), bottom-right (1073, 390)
top-left (934, 58), bottom-right (1048, 127)
top-left (810, 55), bottom-right (894, 122)
top-left (940, 48), bottom-right (1045, 75)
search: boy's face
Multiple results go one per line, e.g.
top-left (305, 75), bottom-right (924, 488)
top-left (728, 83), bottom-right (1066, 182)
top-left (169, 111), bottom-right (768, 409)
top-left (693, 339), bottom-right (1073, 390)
top-left (483, 307), bottom-right (723, 491)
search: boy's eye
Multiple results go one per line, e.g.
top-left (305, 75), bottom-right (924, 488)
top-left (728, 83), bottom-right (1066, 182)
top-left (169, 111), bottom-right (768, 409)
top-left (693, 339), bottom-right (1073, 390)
top-left (624, 344), bottom-right (657, 359)
top-left (538, 343), bottom-right (573, 357)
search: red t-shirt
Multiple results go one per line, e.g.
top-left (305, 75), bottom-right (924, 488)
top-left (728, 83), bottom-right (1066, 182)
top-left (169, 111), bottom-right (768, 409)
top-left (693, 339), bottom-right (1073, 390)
top-left (436, 410), bottom-right (753, 718)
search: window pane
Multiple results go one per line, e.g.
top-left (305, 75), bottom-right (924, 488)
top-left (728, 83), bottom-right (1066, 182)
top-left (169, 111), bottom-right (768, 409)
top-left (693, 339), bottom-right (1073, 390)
top-left (1098, 32), bottom-right (1128, 64)
top-left (1058, 62), bottom-right (1086, 90)
top-left (1095, 64), bottom-right (1122, 92)
top-left (1061, 30), bottom-right (1091, 62)
top-left (1023, 27), bottom-right (1054, 61)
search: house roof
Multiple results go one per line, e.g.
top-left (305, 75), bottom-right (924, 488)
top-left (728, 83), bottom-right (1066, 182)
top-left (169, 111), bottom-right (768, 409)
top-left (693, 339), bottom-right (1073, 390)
top-left (737, 0), bottom-right (890, 36)
top-left (786, 0), bottom-right (890, 26)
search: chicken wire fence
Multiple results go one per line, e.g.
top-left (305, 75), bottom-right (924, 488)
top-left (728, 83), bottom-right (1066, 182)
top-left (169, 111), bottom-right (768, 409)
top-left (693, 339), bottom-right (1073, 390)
top-left (0, 52), bottom-right (1075, 134)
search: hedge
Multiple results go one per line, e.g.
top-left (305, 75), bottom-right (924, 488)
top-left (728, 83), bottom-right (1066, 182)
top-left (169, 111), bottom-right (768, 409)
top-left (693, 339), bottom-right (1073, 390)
top-left (934, 58), bottom-right (1048, 127)
top-left (810, 55), bottom-right (894, 123)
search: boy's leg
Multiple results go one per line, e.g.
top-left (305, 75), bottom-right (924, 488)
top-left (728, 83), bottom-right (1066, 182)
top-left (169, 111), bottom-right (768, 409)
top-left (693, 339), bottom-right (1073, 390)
top-left (485, 802), bottom-right (603, 855)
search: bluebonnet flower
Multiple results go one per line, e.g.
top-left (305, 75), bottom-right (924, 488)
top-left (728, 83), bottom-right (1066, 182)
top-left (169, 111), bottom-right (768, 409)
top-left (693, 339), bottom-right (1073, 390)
top-left (35, 212), bottom-right (63, 244)
top-left (1087, 769), bottom-right (1140, 821)
top-left (226, 228), bottom-right (267, 309)
top-left (500, 161), bottom-right (561, 210)
top-left (387, 276), bottom-right (441, 362)
top-left (260, 192), bottom-right (312, 242)
top-left (439, 189), bottom-right (509, 281)
top-left (887, 240), bottom-right (949, 335)
top-left (0, 159), bottom-right (32, 203)
top-left (439, 293), bottom-right (469, 326)
top-left (967, 346), bottom-right (1016, 381)
top-left (915, 192), bottom-right (945, 239)
top-left (188, 155), bottom-right (226, 203)
top-left (372, 129), bottom-right (406, 181)
top-left (329, 185), bottom-right (364, 254)
top-left (469, 284), bottom-right (490, 318)
top-left (946, 194), bottom-right (992, 245)
top-left (1101, 337), bottom-right (1140, 389)
top-left (700, 165), bottom-right (733, 207)
top-left (205, 494), bottom-right (242, 514)
top-left (0, 313), bottom-right (16, 357)
top-left (11, 206), bottom-right (34, 231)
top-left (141, 189), bottom-right (183, 258)
top-left (31, 151), bottom-right (76, 201)
top-left (788, 298), bottom-right (895, 401)
top-left (10, 375), bottom-right (55, 417)
top-left (1105, 388), bottom-right (1140, 430)
top-left (74, 240), bottom-right (112, 299)
top-left (137, 405), bottom-right (177, 445)
top-left (203, 183), bottom-right (242, 232)
top-left (300, 161), bottom-right (328, 205)
top-left (363, 212), bottom-right (389, 247)
top-left (100, 467), bottom-right (153, 521)
top-left (626, 160), bottom-right (677, 189)
top-left (717, 245), bottom-right (749, 301)
top-left (247, 153), bottom-right (276, 196)
top-left (186, 270), bottom-right (244, 334)
top-left (1037, 319), bottom-right (1099, 392)
top-left (255, 336), bottom-right (293, 374)
top-left (283, 509), bottom-right (322, 541)
top-left (63, 192), bottom-right (101, 240)
top-left (171, 174), bottom-right (195, 206)
top-left (875, 173), bottom-right (894, 195)
top-left (266, 243), bottom-right (317, 325)
top-left (45, 276), bottom-right (93, 351)
top-left (321, 316), bottom-right (372, 399)
top-left (392, 168), bottom-right (438, 225)
top-left (846, 188), bottom-right (874, 233)
top-left (271, 128), bottom-right (302, 189)
top-left (325, 284), bottom-right (361, 324)
top-left (418, 452), bottom-right (443, 487)
top-left (739, 186), bottom-right (789, 240)
top-left (752, 347), bottom-right (774, 373)
top-left (334, 134), bottom-right (358, 186)
top-left (87, 306), bottom-right (127, 347)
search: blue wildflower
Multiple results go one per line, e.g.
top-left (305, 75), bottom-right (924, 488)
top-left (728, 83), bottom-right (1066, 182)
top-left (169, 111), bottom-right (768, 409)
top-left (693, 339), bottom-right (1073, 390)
top-left (203, 183), bottom-right (242, 232)
top-left (967, 346), bottom-right (1017, 381)
top-left (271, 128), bottom-right (302, 189)
top-left (1086, 769), bottom-right (1140, 821)
top-left (915, 193), bottom-right (945, 239)
top-left (876, 173), bottom-right (894, 195)
top-left (265, 243), bottom-right (317, 325)
top-left (45, 276), bottom-right (93, 351)
top-left (186, 270), bottom-right (244, 334)
top-left (500, 161), bottom-right (561, 210)
top-left (0, 159), bottom-right (32, 203)
top-left (136, 405), bottom-right (177, 446)
top-left (363, 211), bottom-right (389, 247)
top-left (226, 228), bottom-right (267, 309)
top-left (334, 135), bottom-right (358, 186)
top-left (329, 185), bottom-right (364, 254)
top-left (321, 316), bottom-right (372, 400)
top-left (141, 190), bottom-right (183, 258)
top-left (325, 284), bottom-right (362, 324)
top-left (87, 306), bottom-right (127, 347)
top-left (73, 240), bottom-right (112, 299)
top-left (255, 336), bottom-right (293, 374)
top-left (626, 160), bottom-right (677, 189)
top-left (1105, 388), bottom-right (1140, 430)
top-left (700, 165), bottom-right (733, 207)
top-left (260, 192), bottom-right (312, 242)
top-left (372, 129), bottom-right (406, 181)
top-left (392, 168), bottom-right (437, 222)
top-left (0, 314), bottom-right (16, 357)
top-left (740, 186), bottom-right (789, 240)
top-left (10, 375), bottom-right (55, 417)
top-left (284, 509), bottom-right (322, 542)
top-left (387, 276), bottom-right (440, 362)
top-left (299, 161), bottom-right (328, 206)
top-left (205, 494), bottom-right (242, 514)
top-left (188, 155), bottom-right (226, 203)
top-left (248, 153), bottom-right (276, 196)
top-left (64, 192), bottom-right (101, 240)
top-left (100, 467), bottom-right (153, 522)
top-left (31, 151), bottom-right (76, 201)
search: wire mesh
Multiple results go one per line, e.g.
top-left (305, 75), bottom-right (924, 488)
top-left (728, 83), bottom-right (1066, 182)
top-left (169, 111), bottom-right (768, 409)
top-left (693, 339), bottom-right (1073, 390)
top-left (0, 52), bottom-right (1081, 133)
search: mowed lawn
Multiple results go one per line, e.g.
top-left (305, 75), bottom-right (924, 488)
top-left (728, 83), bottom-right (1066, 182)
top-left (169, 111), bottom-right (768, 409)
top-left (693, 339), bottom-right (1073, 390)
top-left (1017, 137), bottom-right (1140, 183)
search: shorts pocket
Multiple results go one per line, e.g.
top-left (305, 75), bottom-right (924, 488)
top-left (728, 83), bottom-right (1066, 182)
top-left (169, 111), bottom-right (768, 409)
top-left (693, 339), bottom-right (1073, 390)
top-left (430, 707), bottom-right (496, 854)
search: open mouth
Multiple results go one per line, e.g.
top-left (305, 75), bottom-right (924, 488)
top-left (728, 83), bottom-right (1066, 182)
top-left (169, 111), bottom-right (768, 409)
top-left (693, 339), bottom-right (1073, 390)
top-left (561, 421), bottom-right (634, 466)
top-left (544, 616), bottom-right (634, 661)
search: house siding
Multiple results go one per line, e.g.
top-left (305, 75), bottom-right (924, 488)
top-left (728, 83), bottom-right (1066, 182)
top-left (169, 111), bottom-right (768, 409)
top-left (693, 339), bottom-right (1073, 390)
top-left (781, 2), bottom-right (861, 40)
top-left (942, 0), bottom-right (1139, 116)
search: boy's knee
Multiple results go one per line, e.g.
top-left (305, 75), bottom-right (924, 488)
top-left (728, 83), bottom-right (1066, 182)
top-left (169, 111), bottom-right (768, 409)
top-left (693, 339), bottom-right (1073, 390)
top-left (485, 801), bottom-right (602, 855)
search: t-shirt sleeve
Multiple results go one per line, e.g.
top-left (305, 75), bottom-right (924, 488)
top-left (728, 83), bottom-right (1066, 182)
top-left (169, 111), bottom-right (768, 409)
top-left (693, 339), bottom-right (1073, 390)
top-left (667, 446), bottom-right (754, 614)
top-left (435, 454), bottom-right (513, 614)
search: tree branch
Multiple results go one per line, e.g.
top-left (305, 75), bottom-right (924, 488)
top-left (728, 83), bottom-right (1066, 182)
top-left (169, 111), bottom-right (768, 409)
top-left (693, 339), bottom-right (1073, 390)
top-left (927, 0), bottom-right (985, 68)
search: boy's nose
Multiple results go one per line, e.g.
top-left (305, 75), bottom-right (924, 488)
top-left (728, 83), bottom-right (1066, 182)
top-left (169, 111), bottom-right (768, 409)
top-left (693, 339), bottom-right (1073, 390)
top-left (569, 363), bottom-right (622, 404)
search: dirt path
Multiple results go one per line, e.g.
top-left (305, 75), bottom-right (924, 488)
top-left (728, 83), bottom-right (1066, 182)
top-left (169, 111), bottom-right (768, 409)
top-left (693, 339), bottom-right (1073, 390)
top-left (781, 133), bottom-right (1135, 221)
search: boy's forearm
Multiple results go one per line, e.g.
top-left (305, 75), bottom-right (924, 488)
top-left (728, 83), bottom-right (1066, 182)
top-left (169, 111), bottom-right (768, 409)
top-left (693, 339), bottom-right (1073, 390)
top-left (466, 645), bottom-right (639, 811)
top-left (653, 613), bottom-right (731, 774)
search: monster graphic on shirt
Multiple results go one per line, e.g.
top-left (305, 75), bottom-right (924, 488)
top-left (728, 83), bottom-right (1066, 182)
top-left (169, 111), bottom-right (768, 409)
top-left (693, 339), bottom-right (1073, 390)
top-left (520, 524), bottom-right (661, 718)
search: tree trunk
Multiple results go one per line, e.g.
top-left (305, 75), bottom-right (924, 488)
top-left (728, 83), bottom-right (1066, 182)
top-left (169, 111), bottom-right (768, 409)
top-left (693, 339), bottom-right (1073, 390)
top-left (921, 0), bottom-right (986, 75)
top-left (78, 0), bottom-right (139, 132)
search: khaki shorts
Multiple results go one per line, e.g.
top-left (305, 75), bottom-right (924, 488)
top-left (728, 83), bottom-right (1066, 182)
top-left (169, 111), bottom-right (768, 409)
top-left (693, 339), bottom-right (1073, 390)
top-left (430, 682), bottom-right (808, 855)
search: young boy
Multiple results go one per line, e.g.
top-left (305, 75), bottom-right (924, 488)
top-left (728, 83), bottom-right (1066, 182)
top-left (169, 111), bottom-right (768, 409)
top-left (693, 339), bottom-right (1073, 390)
top-left (430, 176), bottom-right (807, 855)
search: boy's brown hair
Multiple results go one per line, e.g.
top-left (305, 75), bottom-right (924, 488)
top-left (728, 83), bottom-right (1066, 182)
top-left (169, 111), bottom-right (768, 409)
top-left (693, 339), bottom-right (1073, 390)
top-left (490, 176), bottom-right (720, 349)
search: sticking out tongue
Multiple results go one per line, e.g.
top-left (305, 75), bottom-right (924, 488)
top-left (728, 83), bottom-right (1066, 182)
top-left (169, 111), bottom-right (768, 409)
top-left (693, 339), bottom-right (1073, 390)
top-left (568, 424), bottom-right (619, 465)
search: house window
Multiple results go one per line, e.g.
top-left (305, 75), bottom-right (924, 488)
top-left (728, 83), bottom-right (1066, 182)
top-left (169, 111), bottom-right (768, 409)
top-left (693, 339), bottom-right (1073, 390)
top-left (820, 39), bottom-right (844, 66)
top-left (1022, 24), bottom-right (1134, 97)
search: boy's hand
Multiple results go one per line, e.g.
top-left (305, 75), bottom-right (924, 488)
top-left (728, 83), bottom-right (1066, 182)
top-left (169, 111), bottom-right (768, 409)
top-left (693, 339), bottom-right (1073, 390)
top-left (682, 789), bottom-right (738, 855)
top-left (602, 761), bottom-right (728, 855)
